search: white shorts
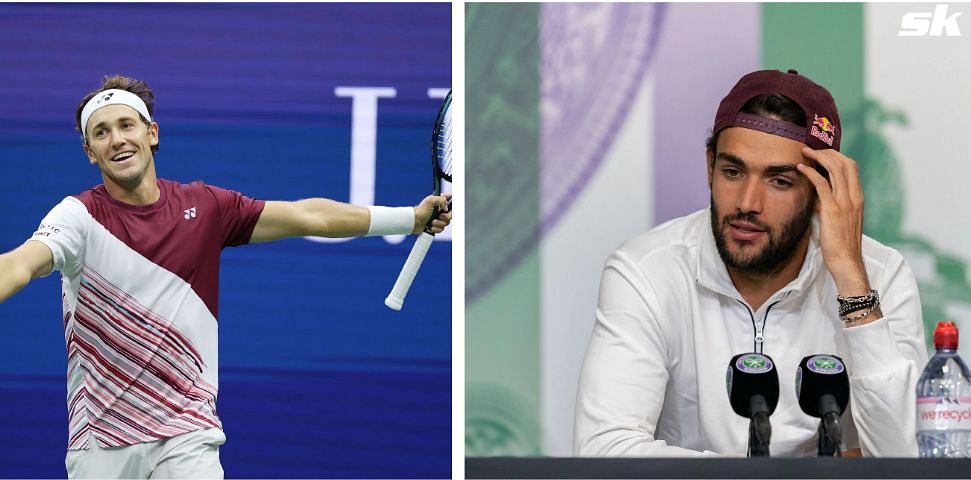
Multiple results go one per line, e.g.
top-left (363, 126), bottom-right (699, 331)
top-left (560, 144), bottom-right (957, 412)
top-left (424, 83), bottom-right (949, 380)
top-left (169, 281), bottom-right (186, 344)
top-left (66, 428), bottom-right (226, 479)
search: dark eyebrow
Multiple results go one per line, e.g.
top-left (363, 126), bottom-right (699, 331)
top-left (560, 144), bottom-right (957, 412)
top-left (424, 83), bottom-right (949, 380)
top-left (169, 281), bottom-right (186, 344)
top-left (715, 152), bottom-right (799, 175)
top-left (88, 115), bottom-right (139, 133)
top-left (765, 164), bottom-right (799, 175)
top-left (715, 152), bottom-right (745, 169)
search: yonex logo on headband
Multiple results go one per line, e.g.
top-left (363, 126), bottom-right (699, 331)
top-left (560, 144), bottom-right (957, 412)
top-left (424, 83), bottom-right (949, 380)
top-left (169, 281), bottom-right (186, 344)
top-left (80, 89), bottom-right (152, 137)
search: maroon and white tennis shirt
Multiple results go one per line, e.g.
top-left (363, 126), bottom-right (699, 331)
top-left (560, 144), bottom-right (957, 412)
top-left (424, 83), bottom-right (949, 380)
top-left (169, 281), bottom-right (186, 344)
top-left (30, 179), bottom-right (265, 450)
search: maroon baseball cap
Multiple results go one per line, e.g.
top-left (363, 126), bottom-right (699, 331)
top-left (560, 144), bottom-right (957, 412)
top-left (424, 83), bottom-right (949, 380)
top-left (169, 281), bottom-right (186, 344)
top-left (712, 69), bottom-right (841, 151)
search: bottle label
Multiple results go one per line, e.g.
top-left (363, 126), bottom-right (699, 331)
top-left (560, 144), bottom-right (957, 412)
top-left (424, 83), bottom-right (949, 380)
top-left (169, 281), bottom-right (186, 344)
top-left (917, 396), bottom-right (971, 430)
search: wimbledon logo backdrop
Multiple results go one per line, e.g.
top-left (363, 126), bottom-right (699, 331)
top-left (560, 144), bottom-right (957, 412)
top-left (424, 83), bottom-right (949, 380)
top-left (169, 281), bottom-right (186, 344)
top-left (467, 2), bottom-right (971, 456)
top-left (0, 4), bottom-right (451, 477)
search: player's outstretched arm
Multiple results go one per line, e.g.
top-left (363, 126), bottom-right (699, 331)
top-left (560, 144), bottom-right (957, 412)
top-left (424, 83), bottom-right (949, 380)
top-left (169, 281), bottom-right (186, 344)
top-left (250, 199), bottom-right (370, 243)
top-left (0, 240), bottom-right (54, 304)
top-left (249, 195), bottom-right (450, 244)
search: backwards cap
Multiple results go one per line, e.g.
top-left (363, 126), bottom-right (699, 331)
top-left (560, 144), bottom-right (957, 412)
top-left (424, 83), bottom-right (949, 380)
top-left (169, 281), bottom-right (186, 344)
top-left (712, 69), bottom-right (841, 151)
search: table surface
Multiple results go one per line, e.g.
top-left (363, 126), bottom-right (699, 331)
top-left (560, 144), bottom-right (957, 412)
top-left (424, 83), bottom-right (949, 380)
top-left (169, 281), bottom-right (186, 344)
top-left (466, 456), bottom-right (971, 479)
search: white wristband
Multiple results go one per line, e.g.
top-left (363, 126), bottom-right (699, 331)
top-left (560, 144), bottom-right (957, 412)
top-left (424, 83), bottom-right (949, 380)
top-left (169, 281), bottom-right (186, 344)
top-left (366, 206), bottom-right (415, 236)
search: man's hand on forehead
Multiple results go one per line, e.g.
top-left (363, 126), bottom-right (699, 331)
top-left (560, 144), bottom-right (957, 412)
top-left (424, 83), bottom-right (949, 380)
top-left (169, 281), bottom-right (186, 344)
top-left (798, 148), bottom-right (849, 186)
top-left (797, 153), bottom-right (831, 184)
top-left (795, 148), bottom-right (871, 296)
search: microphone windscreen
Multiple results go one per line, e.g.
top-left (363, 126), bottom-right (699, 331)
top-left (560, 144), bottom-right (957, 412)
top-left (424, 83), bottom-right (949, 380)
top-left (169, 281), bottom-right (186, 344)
top-left (796, 354), bottom-right (850, 417)
top-left (726, 353), bottom-right (780, 418)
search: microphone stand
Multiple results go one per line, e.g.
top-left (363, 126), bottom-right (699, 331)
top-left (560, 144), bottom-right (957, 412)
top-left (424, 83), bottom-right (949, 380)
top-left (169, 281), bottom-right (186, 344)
top-left (816, 394), bottom-right (843, 457)
top-left (748, 395), bottom-right (771, 457)
top-left (816, 421), bottom-right (837, 456)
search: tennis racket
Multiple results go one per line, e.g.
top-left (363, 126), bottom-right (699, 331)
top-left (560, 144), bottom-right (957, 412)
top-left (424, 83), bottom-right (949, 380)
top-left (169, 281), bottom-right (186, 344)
top-left (385, 90), bottom-right (452, 311)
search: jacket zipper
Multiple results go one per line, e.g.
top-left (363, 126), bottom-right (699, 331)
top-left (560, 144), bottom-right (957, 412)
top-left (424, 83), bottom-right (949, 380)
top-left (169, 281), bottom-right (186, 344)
top-left (737, 300), bottom-right (781, 354)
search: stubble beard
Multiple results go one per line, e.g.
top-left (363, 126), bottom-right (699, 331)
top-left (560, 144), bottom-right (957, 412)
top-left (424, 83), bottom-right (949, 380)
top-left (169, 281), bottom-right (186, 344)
top-left (98, 149), bottom-right (154, 189)
top-left (710, 193), bottom-right (815, 276)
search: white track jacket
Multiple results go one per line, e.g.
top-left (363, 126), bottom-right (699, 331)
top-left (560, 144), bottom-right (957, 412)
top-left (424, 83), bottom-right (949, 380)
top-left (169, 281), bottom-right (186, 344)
top-left (575, 209), bottom-right (928, 457)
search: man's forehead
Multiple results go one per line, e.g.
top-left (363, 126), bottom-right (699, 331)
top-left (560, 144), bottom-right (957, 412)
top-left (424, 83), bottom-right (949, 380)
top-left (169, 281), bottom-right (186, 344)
top-left (87, 104), bottom-right (143, 126)
top-left (715, 127), bottom-right (808, 167)
top-left (715, 152), bottom-right (809, 175)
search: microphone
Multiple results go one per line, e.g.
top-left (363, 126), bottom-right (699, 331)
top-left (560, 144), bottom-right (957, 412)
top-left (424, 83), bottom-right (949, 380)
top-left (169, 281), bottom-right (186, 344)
top-left (727, 353), bottom-right (780, 457)
top-left (796, 354), bottom-right (850, 456)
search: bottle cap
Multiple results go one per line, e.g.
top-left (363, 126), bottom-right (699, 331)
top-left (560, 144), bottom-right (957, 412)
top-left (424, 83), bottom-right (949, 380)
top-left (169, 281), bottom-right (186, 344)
top-left (933, 321), bottom-right (959, 350)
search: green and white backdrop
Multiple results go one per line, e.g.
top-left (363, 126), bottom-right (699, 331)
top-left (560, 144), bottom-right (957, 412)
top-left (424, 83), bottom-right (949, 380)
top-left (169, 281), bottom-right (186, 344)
top-left (466, 2), bottom-right (971, 456)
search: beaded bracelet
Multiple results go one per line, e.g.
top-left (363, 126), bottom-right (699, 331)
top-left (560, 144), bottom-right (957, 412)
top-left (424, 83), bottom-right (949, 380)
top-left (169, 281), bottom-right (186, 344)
top-left (842, 303), bottom-right (879, 323)
top-left (837, 289), bottom-right (880, 323)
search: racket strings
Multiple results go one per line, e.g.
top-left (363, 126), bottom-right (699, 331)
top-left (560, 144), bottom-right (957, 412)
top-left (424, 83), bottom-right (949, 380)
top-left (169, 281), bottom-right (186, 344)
top-left (438, 129), bottom-right (452, 178)
top-left (436, 103), bottom-right (453, 179)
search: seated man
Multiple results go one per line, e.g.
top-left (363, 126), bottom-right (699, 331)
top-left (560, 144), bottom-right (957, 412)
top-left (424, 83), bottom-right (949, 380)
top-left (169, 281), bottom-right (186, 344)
top-left (574, 69), bottom-right (927, 457)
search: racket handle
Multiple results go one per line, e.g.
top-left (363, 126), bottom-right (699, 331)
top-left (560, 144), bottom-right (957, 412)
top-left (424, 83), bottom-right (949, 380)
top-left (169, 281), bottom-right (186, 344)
top-left (385, 232), bottom-right (435, 311)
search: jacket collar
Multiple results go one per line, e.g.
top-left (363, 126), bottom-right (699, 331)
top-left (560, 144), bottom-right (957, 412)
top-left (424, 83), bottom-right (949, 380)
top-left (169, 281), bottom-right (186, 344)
top-left (695, 207), bottom-right (823, 303)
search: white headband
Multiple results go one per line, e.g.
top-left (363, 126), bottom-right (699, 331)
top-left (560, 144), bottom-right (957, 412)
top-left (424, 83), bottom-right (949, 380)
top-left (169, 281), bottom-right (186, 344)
top-left (80, 89), bottom-right (152, 136)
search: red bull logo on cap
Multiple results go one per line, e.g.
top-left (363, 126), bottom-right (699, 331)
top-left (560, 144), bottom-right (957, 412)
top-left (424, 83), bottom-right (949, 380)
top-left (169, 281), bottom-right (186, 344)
top-left (811, 114), bottom-right (836, 147)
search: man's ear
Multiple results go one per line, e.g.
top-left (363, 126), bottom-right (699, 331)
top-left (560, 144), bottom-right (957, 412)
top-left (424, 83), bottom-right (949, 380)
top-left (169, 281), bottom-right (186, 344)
top-left (148, 122), bottom-right (159, 147)
top-left (83, 143), bottom-right (97, 165)
top-left (706, 149), bottom-right (715, 187)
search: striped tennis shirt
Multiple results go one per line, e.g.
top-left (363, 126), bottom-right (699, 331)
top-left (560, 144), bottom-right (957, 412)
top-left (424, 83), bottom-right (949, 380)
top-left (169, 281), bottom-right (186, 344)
top-left (30, 179), bottom-right (265, 450)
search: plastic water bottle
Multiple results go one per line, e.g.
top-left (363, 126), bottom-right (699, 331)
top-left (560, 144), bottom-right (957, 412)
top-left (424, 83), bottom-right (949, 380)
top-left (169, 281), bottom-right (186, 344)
top-left (916, 321), bottom-right (971, 457)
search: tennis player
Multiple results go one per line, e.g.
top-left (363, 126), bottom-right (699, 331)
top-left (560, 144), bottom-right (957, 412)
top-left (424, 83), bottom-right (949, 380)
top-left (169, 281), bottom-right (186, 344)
top-left (0, 75), bottom-right (451, 478)
top-left (575, 69), bottom-right (926, 457)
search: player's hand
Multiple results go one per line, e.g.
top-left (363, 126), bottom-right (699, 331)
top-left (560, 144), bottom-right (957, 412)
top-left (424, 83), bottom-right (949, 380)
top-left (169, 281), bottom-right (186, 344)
top-left (414, 192), bottom-right (452, 234)
top-left (795, 148), bottom-right (870, 296)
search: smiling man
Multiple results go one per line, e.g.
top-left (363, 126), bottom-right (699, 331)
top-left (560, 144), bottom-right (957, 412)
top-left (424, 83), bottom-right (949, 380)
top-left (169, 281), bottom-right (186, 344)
top-left (575, 70), bottom-right (926, 457)
top-left (0, 75), bottom-right (451, 478)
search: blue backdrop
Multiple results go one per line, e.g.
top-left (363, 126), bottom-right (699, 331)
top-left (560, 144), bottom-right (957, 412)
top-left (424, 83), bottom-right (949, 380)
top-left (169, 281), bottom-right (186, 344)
top-left (0, 3), bottom-right (451, 478)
